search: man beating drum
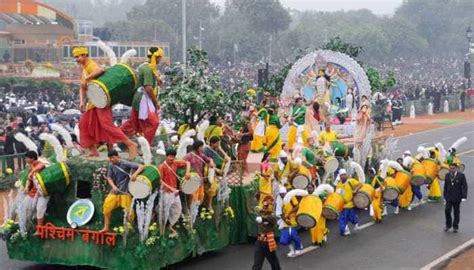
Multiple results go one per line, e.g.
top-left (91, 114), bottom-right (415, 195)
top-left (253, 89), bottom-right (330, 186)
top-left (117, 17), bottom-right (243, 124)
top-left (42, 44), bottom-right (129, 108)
top-left (121, 47), bottom-right (163, 145)
top-left (158, 149), bottom-right (191, 236)
top-left (101, 150), bottom-right (144, 232)
top-left (21, 151), bottom-right (47, 232)
top-left (73, 46), bottom-right (138, 158)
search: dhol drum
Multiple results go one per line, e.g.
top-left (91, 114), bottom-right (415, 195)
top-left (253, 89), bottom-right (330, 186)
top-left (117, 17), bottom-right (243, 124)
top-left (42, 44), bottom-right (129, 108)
top-left (353, 183), bottom-right (375, 209)
top-left (410, 162), bottom-right (426, 186)
top-left (177, 168), bottom-right (201, 195)
top-left (438, 163), bottom-right (449, 181)
top-left (395, 170), bottom-right (412, 193)
top-left (323, 156), bottom-right (339, 174)
top-left (87, 64), bottom-right (137, 108)
top-left (382, 177), bottom-right (400, 202)
top-left (331, 141), bottom-right (350, 158)
top-left (322, 193), bottom-right (344, 220)
top-left (291, 174), bottom-right (310, 190)
top-left (296, 195), bottom-right (322, 228)
top-left (422, 158), bottom-right (439, 184)
top-left (33, 162), bottom-right (70, 196)
top-left (128, 165), bottom-right (161, 199)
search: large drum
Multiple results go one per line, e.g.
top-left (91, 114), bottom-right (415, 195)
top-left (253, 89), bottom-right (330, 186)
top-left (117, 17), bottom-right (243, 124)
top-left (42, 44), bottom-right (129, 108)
top-left (87, 64), bottom-right (137, 108)
top-left (128, 165), bottom-right (160, 199)
top-left (323, 156), bottom-right (339, 174)
top-left (291, 174), bottom-right (310, 189)
top-left (34, 162), bottom-right (70, 196)
top-left (411, 163), bottom-right (426, 186)
top-left (322, 193), bottom-right (344, 220)
top-left (331, 141), bottom-right (350, 158)
top-left (353, 183), bottom-right (375, 209)
top-left (296, 195), bottom-right (322, 228)
top-left (422, 158), bottom-right (439, 184)
top-left (395, 170), bottom-right (411, 193)
top-left (177, 168), bottom-right (201, 195)
top-left (382, 177), bottom-right (400, 202)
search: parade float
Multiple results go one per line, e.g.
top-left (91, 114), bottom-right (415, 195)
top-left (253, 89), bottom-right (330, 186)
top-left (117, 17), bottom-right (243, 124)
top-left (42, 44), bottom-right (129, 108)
top-left (1, 48), bottom-right (452, 269)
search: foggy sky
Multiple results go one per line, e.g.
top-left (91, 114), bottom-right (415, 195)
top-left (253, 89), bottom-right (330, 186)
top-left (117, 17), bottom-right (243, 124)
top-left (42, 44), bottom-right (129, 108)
top-left (211, 0), bottom-right (404, 15)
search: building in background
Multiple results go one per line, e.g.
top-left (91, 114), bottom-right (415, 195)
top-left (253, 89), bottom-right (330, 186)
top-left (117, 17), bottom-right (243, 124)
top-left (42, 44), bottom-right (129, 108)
top-left (0, 0), bottom-right (169, 64)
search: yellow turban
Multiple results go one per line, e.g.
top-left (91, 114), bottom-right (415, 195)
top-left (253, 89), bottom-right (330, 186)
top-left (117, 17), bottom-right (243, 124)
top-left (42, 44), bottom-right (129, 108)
top-left (246, 88), bottom-right (256, 97)
top-left (148, 47), bottom-right (164, 75)
top-left (72, 46), bottom-right (88, 57)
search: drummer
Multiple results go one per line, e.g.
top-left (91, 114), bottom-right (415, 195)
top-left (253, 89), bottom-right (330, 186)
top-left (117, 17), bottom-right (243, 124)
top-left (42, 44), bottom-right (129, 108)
top-left (302, 137), bottom-right (324, 184)
top-left (205, 116), bottom-right (224, 144)
top-left (184, 140), bottom-right (215, 213)
top-left (73, 46), bottom-right (138, 158)
top-left (204, 137), bottom-right (230, 209)
top-left (258, 153), bottom-right (275, 209)
top-left (319, 123), bottom-right (346, 147)
top-left (22, 151), bottom-right (48, 230)
top-left (278, 187), bottom-right (303, 257)
top-left (336, 169), bottom-right (362, 236)
top-left (101, 150), bottom-right (144, 232)
top-left (121, 47), bottom-right (163, 145)
top-left (158, 148), bottom-right (191, 236)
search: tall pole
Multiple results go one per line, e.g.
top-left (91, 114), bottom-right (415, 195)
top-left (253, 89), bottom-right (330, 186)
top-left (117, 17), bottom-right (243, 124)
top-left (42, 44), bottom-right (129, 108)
top-left (199, 21), bottom-right (202, 50)
top-left (182, 0), bottom-right (186, 64)
top-left (268, 34), bottom-right (273, 64)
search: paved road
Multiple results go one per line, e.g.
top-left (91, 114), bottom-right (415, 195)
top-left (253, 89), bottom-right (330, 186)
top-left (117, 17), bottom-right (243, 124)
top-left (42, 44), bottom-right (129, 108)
top-left (1, 122), bottom-right (474, 270)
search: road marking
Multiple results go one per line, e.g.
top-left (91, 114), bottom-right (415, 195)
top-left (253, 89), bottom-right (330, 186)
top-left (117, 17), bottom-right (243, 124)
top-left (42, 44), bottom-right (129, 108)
top-left (357, 221), bottom-right (375, 230)
top-left (418, 143), bottom-right (428, 147)
top-left (420, 238), bottom-right (474, 270)
top-left (292, 246), bottom-right (319, 257)
top-left (441, 137), bottom-right (451, 141)
top-left (463, 130), bottom-right (474, 135)
top-left (459, 149), bottom-right (474, 156)
top-left (396, 121), bottom-right (474, 139)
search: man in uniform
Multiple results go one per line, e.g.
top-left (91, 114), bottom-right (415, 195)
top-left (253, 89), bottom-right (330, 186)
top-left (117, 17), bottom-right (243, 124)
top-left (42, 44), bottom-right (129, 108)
top-left (444, 163), bottom-right (468, 233)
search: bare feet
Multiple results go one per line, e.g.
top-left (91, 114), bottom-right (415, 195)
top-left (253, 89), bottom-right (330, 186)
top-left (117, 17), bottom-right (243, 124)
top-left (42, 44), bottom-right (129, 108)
top-left (128, 143), bottom-right (138, 159)
top-left (99, 228), bottom-right (109, 233)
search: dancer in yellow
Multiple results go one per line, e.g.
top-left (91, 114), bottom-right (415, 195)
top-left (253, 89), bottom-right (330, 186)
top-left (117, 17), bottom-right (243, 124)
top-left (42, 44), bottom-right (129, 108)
top-left (397, 157), bottom-right (414, 209)
top-left (369, 168), bottom-right (384, 223)
top-left (251, 101), bottom-right (268, 152)
top-left (288, 98), bottom-right (309, 150)
top-left (258, 154), bottom-right (274, 208)
top-left (264, 106), bottom-right (282, 161)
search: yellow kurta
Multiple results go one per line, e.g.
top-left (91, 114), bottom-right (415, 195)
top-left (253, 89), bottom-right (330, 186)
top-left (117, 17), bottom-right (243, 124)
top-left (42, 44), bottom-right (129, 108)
top-left (336, 178), bottom-right (360, 209)
top-left (282, 197), bottom-right (299, 228)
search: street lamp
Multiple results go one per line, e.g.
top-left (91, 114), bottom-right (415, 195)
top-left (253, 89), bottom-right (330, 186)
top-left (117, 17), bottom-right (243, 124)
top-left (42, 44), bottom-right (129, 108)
top-left (466, 26), bottom-right (472, 43)
top-left (466, 26), bottom-right (472, 89)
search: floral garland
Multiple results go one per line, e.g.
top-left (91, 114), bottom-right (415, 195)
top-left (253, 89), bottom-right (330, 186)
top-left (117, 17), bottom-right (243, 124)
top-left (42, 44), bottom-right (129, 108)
top-left (92, 166), bottom-right (109, 194)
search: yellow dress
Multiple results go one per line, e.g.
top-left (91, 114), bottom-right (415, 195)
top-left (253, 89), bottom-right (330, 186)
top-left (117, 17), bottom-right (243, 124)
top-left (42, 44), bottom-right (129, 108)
top-left (258, 174), bottom-right (273, 208)
top-left (310, 216), bottom-right (328, 245)
top-left (370, 176), bottom-right (384, 222)
top-left (288, 106), bottom-right (309, 150)
top-left (428, 177), bottom-right (442, 201)
top-left (251, 108), bottom-right (268, 152)
top-left (265, 115), bottom-right (282, 160)
top-left (398, 185), bottom-right (413, 209)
